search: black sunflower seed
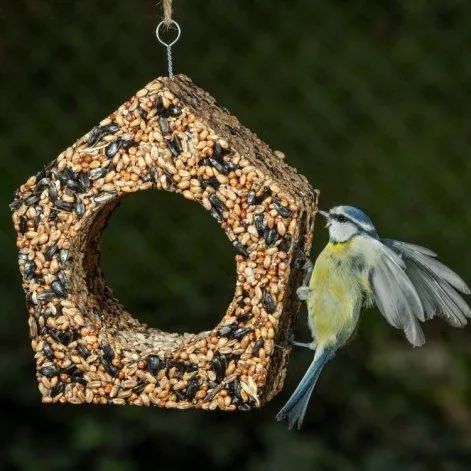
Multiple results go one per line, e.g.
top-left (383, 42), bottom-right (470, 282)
top-left (35, 177), bottom-right (53, 194)
top-left (23, 260), bottom-right (36, 280)
top-left (218, 322), bottom-right (238, 337)
top-left (212, 141), bottom-right (223, 160)
top-left (36, 169), bottom-right (47, 182)
top-left (101, 341), bottom-right (114, 361)
top-left (43, 341), bottom-right (54, 360)
top-left (101, 123), bottom-right (119, 134)
top-left (137, 107), bottom-right (148, 120)
top-left (105, 140), bottom-right (120, 158)
top-left (159, 117), bottom-right (170, 135)
top-left (51, 280), bottom-right (67, 298)
top-left (209, 194), bottom-right (226, 213)
top-left (102, 357), bottom-right (118, 377)
top-left (210, 208), bottom-right (224, 223)
top-left (273, 197), bottom-right (292, 218)
top-left (173, 388), bottom-right (186, 401)
top-left (228, 380), bottom-right (243, 402)
top-left (211, 354), bottom-right (227, 383)
top-left (237, 310), bottom-right (253, 322)
top-left (59, 249), bottom-right (69, 263)
top-left (208, 157), bottom-right (229, 175)
top-left (119, 138), bottom-right (135, 150)
top-left (9, 197), bottom-right (22, 212)
top-left (50, 329), bottom-right (76, 346)
top-left (19, 215), bottom-right (28, 234)
top-left (48, 209), bottom-right (59, 221)
top-left (224, 161), bottom-right (239, 172)
top-left (61, 364), bottom-right (80, 376)
top-left (264, 228), bottom-right (278, 247)
top-left (64, 177), bottom-right (81, 193)
top-left (185, 378), bottom-right (201, 401)
top-left (24, 194), bottom-right (39, 206)
top-left (133, 380), bottom-right (146, 395)
top-left (155, 96), bottom-right (166, 115)
top-left (247, 191), bottom-right (257, 205)
top-left (184, 362), bottom-right (198, 373)
top-left (165, 138), bottom-right (179, 156)
top-left (51, 381), bottom-right (66, 397)
top-left (254, 214), bottom-right (265, 237)
top-left (252, 339), bottom-right (264, 356)
top-left (88, 168), bottom-right (109, 181)
top-left (232, 327), bottom-right (253, 341)
top-left (71, 373), bottom-right (87, 386)
top-left (57, 270), bottom-right (68, 287)
top-left (173, 136), bottom-right (183, 153)
top-left (167, 105), bottom-right (181, 117)
top-left (262, 290), bottom-right (276, 313)
top-left (39, 365), bottom-right (59, 378)
top-left (36, 291), bottom-right (56, 303)
top-left (44, 244), bottom-right (59, 261)
top-left (76, 343), bottom-right (89, 358)
top-left (149, 167), bottom-right (158, 180)
top-left (54, 199), bottom-right (75, 212)
top-left (75, 201), bottom-right (85, 218)
top-left (166, 359), bottom-right (197, 373)
top-left (78, 172), bottom-right (91, 192)
top-left (279, 233), bottom-right (292, 252)
top-left (42, 307), bottom-right (55, 319)
top-left (199, 177), bottom-right (220, 190)
top-left (258, 187), bottom-right (272, 203)
top-left (93, 193), bottom-right (116, 204)
top-left (87, 126), bottom-right (103, 147)
top-left (232, 240), bottom-right (249, 258)
top-left (147, 355), bottom-right (163, 375)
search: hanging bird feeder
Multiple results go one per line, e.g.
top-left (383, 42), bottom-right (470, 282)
top-left (10, 3), bottom-right (318, 410)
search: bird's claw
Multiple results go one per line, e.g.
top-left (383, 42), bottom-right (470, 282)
top-left (296, 286), bottom-right (310, 301)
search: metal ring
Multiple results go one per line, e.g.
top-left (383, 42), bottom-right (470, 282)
top-left (155, 20), bottom-right (181, 48)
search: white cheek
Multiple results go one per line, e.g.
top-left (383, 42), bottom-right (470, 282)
top-left (329, 222), bottom-right (357, 242)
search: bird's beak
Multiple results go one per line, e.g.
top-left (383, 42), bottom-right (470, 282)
top-left (317, 210), bottom-right (330, 228)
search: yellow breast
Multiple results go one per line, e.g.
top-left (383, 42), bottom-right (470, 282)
top-left (307, 241), bottom-right (364, 347)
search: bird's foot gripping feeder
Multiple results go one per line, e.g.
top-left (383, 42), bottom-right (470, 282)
top-left (11, 75), bottom-right (318, 409)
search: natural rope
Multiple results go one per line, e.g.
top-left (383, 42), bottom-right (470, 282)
top-left (163, 0), bottom-right (173, 26)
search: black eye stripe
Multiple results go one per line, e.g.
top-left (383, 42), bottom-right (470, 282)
top-left (331, 214), bottom-right (349, 223)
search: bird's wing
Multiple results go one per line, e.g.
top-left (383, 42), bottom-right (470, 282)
top-left (366, 238), bottom-right (426, 346)
top-left (382, 239), bottom-right (471, 328)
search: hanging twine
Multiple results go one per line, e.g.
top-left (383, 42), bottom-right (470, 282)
top-left (163, 0), bottom-right (173, 26)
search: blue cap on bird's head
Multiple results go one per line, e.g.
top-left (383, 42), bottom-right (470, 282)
top-left (318, 205), bottom-right (379, 242)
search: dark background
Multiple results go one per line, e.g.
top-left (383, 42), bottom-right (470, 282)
top-left (1, 1), bottom-right (471, 469)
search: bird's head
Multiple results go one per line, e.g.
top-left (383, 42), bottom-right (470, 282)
top-left (318, 205), bottom-right (379, 243)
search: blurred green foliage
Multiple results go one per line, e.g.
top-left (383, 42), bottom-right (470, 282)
top-left (1, 0), bottom-right (471, 469)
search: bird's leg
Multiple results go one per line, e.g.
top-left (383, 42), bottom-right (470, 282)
top-left (296, 258), bottom-right (313, 301)
top-left (275, 339), bottom-right (316, 351)
top-left (292, 340), bottom-right (317, 351)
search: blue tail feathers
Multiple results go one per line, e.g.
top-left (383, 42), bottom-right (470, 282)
top-left (276, 347), bottom-right (336, 429)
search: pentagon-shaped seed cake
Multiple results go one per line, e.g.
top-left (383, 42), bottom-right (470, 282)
top-left (11, 75), bottom-right (318, 409)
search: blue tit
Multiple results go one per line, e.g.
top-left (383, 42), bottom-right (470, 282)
top-left (276, 205), bottom-right (470, 430)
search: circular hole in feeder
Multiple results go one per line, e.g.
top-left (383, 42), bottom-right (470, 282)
top-left (99, 190), bottom-right (235, 334)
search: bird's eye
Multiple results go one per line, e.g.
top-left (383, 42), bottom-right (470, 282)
top-left (337, 215), bottom-right (347, 223)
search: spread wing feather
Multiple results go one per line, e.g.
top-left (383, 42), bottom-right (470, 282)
top-left (382, 239), bottom-right (471, 328)
top-left (368, 240), bottom-right (426, 346)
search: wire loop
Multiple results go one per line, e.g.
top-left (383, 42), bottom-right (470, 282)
top-left (156, 20), bottom-right (181, 48)
top-left (156, 20), bottom-right (181, 78)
